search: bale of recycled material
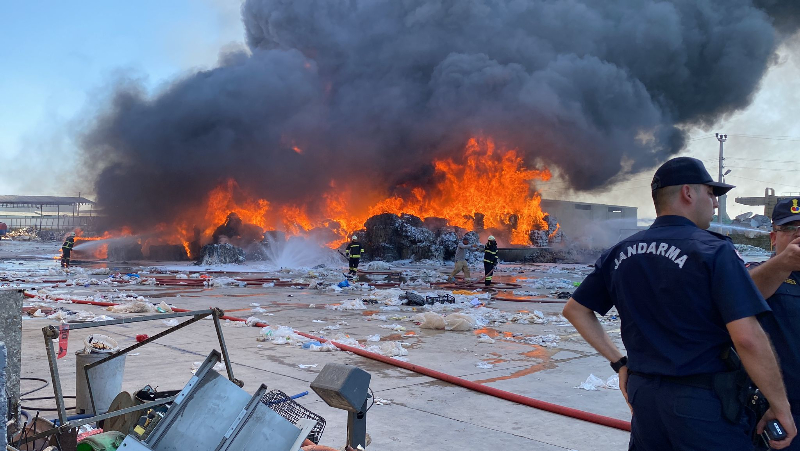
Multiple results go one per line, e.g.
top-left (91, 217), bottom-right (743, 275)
top-left (198, 243), bottom-right (245, 265)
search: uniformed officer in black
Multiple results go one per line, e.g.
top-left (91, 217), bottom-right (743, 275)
top-left (563, 157), bottom-right (796, 450)
top-left (748, 198), bottom-right (800, 450)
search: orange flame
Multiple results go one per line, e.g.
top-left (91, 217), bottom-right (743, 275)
top-left (366, 138), bottom-right (551, 244)
top-left (94, 137), bottom-right (553, 257)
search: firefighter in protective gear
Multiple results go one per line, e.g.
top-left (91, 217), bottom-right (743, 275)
top-left (345, 235), bottom-right (363, 276)
top-left (61, 232), bottom-right (76, 268)
top-left (483, 236), bottom-right (498, 286)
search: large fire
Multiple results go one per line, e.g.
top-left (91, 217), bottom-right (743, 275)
top-left (81, 138), bottom-right (553, 259)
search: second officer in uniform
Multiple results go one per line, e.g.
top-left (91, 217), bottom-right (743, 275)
top-left (749, 198), bottom-right (800, 449)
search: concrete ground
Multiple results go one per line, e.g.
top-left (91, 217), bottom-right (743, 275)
top-left (2, 238), bottom-right (632, 451)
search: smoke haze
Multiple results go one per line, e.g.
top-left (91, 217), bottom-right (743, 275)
top-left (81, 0), bottom-right (800, 231)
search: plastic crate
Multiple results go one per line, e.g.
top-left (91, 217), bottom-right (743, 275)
top-left (261, 390), bottom-right (326, 444)
top-left (425, 294), bottom-right (455, 305)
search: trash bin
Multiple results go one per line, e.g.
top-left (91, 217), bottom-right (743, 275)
top-left (75, 335), bottom-right (126, 415)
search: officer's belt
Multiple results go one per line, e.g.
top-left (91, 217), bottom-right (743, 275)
top-left (629, 371), bottom-right (715, 390)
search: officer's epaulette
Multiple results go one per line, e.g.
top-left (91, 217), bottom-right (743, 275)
top-left (705, 229), bottom-right (734, 243)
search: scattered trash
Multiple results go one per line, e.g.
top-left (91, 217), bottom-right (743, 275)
top-left (259, 325), bottom-right (308, 345)
top-left (245, 316), bottom-right (262, 327)
top-left (477, 334), bottom-right (495, 344)
top-left (476, 361), bottom-right (494, 369)
top-left (373, 397), bottom-right (392, 405)
top-left (366, 341), bottom-right (408, 357)
top-left (107, 300), bottom-right (156, 314)
top-left (298, 364), bottom-right (318, 369)
top-left (326, 299), bottom-right (367, 310)
top-left (308, 341), bottom-right (338, 352)
top-left (191, 361), bottom-right (226, 374)
top-left (380, 324), bottom-right (406, 331)
top-left (366, 334), bottom-right (381, 342)
top-left (576, 374), bottom-right (620, 391)
top-left (162, 319), bottom-right (179, 327)
top-left (83, 334), bottom-right (119, 353)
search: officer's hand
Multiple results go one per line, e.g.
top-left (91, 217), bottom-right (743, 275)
top-left (777, 237), bottom-right (800, 272)
top-left (618, 366), bottom-right (633, 415)
top-left (757, 406), bottom-right (796, 449)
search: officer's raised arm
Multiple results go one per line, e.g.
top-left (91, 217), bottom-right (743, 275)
top-left (748, 235), bottom-right (800, 299)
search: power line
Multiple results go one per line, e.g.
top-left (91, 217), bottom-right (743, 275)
top-left (725, 157), bottom-right (799, 164)
top-left (687, 135), bottom-right (717, 142)
top-left (725, 166), bottom-right (800, 172)
top-left (725, 175), bottom-right (800, 189)
top-left (726, 134), bottom-right (800, 142)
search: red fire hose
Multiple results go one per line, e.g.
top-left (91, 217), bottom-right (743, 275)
top-left (23, 290), bottom-right (631, 432)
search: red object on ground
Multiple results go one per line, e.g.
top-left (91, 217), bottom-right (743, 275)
top-left (76, 427), bottom-right (103, 442)
top-left (136, 334), bottom-right (149, 342)
top-left (22, 290), bottom-right (631, 432)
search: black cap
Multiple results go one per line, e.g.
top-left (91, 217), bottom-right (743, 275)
top-left (650, 157), bottom-right (735, 196)
top-left (772, 198), bottom-right (800, 226)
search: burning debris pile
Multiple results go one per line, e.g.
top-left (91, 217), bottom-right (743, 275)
top-left (360, 213), bottom-right (457, 262)
top-left (529, 215), bottom-right (562, 247)
top-left (199, 243), bottom-right (246, 265)
top-left (359, 213), bottom-right (563, 262)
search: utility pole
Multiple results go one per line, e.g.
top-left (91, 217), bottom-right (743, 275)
top-left (715, 133), bottom-right (728, 224)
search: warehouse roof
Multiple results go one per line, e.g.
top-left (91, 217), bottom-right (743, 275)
top-left (0, 195), bottom-right (94, 207)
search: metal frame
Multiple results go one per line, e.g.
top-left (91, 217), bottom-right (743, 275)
top-left (17, 308), bottom-right (240, 447)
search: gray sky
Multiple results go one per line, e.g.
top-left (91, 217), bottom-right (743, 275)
top-left (1, 2), bottom-right (797, 222)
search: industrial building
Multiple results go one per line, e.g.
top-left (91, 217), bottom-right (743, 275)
top-left (540, 199), bottom-right (638, 248)
top-left (0, 195), bottom-right (95, 232)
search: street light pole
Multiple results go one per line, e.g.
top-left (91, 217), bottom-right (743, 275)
top-left (715, 133), bottom-right (728, 224)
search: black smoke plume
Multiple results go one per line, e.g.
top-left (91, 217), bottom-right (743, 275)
top-left (82, 0), bottom-right (800, 232)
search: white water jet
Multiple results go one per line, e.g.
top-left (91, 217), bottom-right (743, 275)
top-left (253, 235), bottom-right (343, 269)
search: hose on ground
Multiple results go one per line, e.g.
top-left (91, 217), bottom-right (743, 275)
top-left (22, 290), bottom-right (631, 432)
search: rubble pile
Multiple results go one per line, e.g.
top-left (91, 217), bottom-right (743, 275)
top-left (5, 227), bottom-right (62, 241)
top-left (198, 243), bottom-right (245, 265)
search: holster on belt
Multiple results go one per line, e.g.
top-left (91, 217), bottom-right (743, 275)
top-left (712, 370), bottom-right (749, 423)
top-left (711, 346), bottom-right (750, 423)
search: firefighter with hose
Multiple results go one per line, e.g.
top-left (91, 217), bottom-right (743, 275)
top-left (483, 235), bottom-right (498, 286)
top-left (61, 232), bottom-right (76, 268)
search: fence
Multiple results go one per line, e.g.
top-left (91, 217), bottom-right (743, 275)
top-left (0, 215), bottom-right (94, 232)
